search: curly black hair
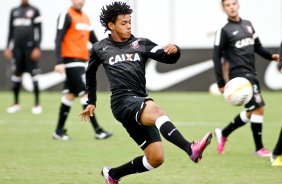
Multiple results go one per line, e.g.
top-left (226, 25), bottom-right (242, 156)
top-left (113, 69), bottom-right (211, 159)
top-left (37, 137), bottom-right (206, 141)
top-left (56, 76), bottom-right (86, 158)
top-left (100, 1), bottom-right (133, 32)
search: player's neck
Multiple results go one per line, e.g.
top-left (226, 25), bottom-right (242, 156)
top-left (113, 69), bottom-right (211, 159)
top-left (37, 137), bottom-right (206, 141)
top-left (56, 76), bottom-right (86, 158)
top-left (111, 33), bottom-right (129, 43)
top-left (21, 3), bottom-right (29, 6)
top-left (71, 6), bottom-right (82, 13)
top-left (228, 16), bottom-right (240, 22)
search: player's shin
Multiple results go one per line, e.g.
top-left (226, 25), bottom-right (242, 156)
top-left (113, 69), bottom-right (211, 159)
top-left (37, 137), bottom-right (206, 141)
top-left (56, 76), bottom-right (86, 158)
top-left (109, 156), bottom-right (154, 180)
top-left (56, 96), bottom-right (72, 131)
top-left (250, 114), bottom-right (264, 151)
top-left (32, 79), bottom-right (40, 106)
top-left (11, 75), bottom-right (22, 104)
top-left (222, 111), bottom-right (249, 137)
top-left (155, 116), bottom-right (192, 155)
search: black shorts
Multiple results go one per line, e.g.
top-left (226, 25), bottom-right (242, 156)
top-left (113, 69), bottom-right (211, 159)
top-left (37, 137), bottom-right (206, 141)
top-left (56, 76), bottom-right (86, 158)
top-left (63, 59), bottom-right (86, 96)
top-left (111, 96), bottom-right (161, 150)
top-left (12, 46), bottom-right (40, 76)
top-left (244, 74), bottom-right (265, 111)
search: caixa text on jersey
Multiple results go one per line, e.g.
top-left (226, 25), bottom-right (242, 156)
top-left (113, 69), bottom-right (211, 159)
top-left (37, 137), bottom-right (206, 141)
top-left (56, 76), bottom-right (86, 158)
top-left (109, 53), bottom-right (141, 65)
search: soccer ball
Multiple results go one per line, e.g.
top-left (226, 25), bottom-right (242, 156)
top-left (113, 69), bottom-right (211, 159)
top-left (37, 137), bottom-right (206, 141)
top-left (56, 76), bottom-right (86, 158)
top-left (223, 77), bottom-right (253, 106)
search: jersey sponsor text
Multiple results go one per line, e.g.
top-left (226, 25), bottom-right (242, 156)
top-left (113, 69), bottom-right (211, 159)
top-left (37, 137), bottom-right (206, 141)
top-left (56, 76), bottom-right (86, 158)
top-left (235, 37), bottom-right (254, 48)
top-left (109, 53), bottom-right (141, 65)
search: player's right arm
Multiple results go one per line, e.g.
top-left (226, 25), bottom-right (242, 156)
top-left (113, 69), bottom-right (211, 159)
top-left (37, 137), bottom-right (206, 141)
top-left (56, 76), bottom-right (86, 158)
top-left (213, 28), bottom-right (227, 92)
top-left (80, 46), bottom-right (101, 121)
top-left (54, 11), bottom-right (71, 73)
top-left (4, 9), bottom-right (14, 60)
top-left (85, 46), bottom-right (102, 107)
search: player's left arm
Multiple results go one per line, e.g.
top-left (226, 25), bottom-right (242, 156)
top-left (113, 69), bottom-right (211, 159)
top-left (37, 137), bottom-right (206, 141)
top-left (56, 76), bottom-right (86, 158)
top-left (31, 8), bottom-right (42, 60)
top-left (254, 36), bottom-right (279, 62)
top-left (252, 25), bottom-right (279, 62)
top-left (145, 39), bottom-right (181, 64)
top-left (33, 8), bottom-right (42, 48)
top-left (55, 11), bottom-right (71, 65)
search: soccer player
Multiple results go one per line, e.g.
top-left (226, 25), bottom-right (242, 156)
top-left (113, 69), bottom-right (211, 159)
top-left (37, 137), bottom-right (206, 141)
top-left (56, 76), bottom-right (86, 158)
top-left (270, 127), bottom-right (282, 166)
top-left (79, 2), bottom-right (212, 183)
top-left (4, 0), bottom-right (42, 114)
top-left (213, 0), bottom-right (279, 157)
top-left (53, 0), bottom-right (112, 140)
top-left (270, 43), bottom-right (282, 166)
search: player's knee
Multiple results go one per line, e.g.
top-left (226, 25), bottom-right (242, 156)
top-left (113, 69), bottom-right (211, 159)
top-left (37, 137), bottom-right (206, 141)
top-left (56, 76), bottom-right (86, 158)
top-left (62, 95), bottom-right (75, 106)
top-left (146, 153), bottom-right (164, 168)
top-left (146, 101), bottom-right (166, 116)
top-left (258, 107), bottom-right (264, 114)
top-left (64, 93), bottom-right (76, 100)
top-left (253, 106), bottom-right (264, 115)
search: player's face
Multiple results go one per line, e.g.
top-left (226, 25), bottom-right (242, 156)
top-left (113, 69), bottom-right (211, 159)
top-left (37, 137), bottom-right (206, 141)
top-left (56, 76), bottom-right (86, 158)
top-left (71, 0), bottom-right (85, 10)
top-left (222, 0), bottom-right (239, 20)
top-left (109, 14), bottom-right (132, 42)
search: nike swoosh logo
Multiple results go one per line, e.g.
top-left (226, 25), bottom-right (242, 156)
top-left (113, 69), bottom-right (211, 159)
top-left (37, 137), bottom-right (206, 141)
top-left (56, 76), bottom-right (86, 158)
top-left (22, 72), bottom-right (66, 91)
top-left (168, 128), bottom-right (177, 136)
top-left (103, 46), bottom-right (108, 50)
top-left (264, 61), bottom-right (282, 90)
top-left (145, 59), bottom-right (213, 91)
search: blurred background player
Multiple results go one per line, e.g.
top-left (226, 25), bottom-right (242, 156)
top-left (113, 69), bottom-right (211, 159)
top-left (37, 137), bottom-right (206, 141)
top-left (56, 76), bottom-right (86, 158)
top-left (270, 43), bottom-right (282, 166)
top-left (53, 0), bottom-right (112, 140)
top-left (4, 0), bottom-right (42, 114)
top-left (80, 2), bottom-right (212, 183)
top-left (213, 0), bottom-right (279, 157)
top-left (270, 127), bottom-right (282, 166)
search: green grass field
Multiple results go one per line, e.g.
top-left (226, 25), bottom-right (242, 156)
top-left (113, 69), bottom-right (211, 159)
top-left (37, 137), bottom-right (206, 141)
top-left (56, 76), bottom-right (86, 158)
top-left (0, 91), bottom-right (281, 184)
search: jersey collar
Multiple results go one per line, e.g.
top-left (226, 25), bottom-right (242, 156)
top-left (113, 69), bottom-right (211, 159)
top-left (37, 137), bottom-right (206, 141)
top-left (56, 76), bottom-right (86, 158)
top-left (228, 17), bottom-right (242, 24)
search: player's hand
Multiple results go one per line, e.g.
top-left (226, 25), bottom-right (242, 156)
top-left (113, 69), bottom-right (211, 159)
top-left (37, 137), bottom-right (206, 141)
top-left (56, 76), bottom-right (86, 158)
top-left (219, 87), bottom-right (224, 93)
top-left (79, 104), bottom-right (96, 122)
top-left (272, 54), bottom-right (279, 62)
top-left (54, 64), bottom-right (65, 74)
top-left (31, 48), bottom-right (41, 61)
top-left (164, 44), bottom-right (178, 55)
top-left (4, 48), bottom-right (13, 60)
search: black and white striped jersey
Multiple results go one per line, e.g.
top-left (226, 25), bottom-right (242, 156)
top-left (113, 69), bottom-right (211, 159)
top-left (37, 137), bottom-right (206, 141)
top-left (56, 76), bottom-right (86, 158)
top-left (86, 35), bottom-right (181, 105)
top-left (6, 3), bottom-right (42, 48)
top-left (213, 18), bottom-right (273, 88)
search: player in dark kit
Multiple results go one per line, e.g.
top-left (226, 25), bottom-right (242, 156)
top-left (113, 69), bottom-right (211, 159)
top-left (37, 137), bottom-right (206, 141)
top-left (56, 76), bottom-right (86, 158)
top-left (53, 0), bottom-right (112, 141)
top-left (213, 0), bottom-right (279, 157)
top-left (79, 2), bottom-right (212, 183)
top-left (270, 43), bottom-right (282, 166)
top-left (4, 0), bottom-right (42, 114)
